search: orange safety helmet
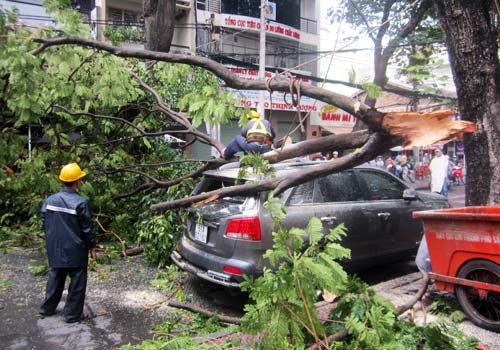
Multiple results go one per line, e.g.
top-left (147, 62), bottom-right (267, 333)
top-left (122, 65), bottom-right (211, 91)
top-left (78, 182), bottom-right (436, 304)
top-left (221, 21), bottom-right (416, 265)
top-left (59, 162), bottom-right (86, 182)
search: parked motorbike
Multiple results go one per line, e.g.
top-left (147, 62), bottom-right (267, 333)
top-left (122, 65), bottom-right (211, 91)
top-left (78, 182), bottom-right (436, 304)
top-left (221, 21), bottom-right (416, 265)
top-left (452, 165), bottom-right (465, 185)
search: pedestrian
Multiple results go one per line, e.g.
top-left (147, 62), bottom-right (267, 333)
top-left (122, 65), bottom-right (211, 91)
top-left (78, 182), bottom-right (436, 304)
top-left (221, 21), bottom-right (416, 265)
top-left (222, 110), bottom-right (276, 160)
top-left (385, 157), bottom-right (397, 175)
top-left (375, 156), bottom-right (384, 168)
top-left (400, 155), bottom-right (415, 183)
top-left (332, 151), bottom-right (339, 160)
top-left (38, 162), bottom-right (97, 323)
top-left (429, 148), bottom-right (449, 197)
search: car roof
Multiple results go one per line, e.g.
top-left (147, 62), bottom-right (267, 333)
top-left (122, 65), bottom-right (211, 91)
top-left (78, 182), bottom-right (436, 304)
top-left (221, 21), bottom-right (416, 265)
top-left (203, 159), bottom-right (378, 180)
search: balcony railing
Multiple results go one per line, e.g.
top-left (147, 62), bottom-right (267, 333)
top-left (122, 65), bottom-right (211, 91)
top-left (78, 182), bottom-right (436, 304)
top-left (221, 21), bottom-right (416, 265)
top-left (196, 0), bottom-right (221, 13)
top-left (300, 17), bottom-right (317, 35)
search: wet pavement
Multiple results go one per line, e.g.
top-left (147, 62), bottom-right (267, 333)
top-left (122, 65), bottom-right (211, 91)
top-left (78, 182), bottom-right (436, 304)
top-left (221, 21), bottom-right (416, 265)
top-left (0, 249), bottom-right (173, 350)
top-left (0, 248), bottom-right (245, 350)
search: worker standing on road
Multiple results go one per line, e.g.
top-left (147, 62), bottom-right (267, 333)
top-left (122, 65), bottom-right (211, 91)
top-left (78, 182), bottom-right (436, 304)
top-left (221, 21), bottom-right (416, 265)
top-left (429, 148), bottom-right (449, 197)
top-left (38, 162), bottom-right (97, 323)
top-left (222, 110), bottom-right (276, 160)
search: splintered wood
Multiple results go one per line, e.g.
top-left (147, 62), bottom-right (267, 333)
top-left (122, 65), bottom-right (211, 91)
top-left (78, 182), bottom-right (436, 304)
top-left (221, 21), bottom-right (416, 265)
top-left (382, 110), bottom-right (476, 148)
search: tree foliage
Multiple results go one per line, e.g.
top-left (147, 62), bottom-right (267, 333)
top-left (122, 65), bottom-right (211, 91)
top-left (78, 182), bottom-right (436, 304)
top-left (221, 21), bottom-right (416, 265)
top-left (240, 196), bottom-right (350, 349)
top-left (0, 3), bottom-right (240, 262)
top-left (328, 0), bottom-right (438, 109)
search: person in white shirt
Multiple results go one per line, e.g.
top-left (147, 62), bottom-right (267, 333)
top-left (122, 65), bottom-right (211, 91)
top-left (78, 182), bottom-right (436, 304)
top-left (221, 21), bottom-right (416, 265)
top-left (429, 148), bottom-right (449, 197)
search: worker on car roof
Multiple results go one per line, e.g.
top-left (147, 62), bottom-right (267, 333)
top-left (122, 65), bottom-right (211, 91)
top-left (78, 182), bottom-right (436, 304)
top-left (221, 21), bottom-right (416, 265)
top-left (222, 110), bottom-right (276, 160)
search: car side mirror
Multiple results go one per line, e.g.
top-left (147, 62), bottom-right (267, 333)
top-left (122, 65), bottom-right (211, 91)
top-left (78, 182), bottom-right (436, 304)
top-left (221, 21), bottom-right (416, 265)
top-left (403, 188), bottom-right (418, 201)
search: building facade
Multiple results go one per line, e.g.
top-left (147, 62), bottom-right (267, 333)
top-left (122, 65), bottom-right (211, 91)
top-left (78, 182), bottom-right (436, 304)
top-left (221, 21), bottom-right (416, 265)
top-left (90, 0), bottom-right (324, 158)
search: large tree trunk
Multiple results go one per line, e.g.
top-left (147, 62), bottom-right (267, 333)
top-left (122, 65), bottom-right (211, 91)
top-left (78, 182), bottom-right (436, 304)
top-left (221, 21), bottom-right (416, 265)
top-left (143, 0), bottom-right (175, 52)
top-left (436, 0), bottom-right (500, 205)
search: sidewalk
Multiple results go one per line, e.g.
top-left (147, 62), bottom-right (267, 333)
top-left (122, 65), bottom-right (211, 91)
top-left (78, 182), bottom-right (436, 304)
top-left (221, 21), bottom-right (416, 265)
top-left (410, 177), bottom-right (466, 208)
top-left (411, 178), bottom-right (430, 191)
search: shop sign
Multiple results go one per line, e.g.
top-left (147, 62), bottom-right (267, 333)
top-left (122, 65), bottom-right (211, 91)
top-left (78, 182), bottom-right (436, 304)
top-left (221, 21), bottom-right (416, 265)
top-left (310, 104), bottom-right (357, 129)
top-left (219, 14), bottom-right (301, 41)
top-left (225, 66), bottom-right (317, 112)
top-left (265, 2), bottom-right (277, 21)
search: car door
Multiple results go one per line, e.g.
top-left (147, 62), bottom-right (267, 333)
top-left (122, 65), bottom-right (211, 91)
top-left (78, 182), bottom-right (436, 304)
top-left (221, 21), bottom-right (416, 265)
top-left (310, 170), bottom-right (379, 266)
top-left (354, 168), bottom-right (427, 255)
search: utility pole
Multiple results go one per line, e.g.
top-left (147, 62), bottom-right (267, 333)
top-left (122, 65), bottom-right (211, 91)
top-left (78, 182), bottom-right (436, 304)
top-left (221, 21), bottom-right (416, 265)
top-left (258, 0), bottom-right (267, 118)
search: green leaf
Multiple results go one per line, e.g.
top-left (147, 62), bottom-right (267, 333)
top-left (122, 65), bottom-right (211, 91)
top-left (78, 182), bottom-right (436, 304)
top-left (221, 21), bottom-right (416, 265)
top-left (307, 216), bottom-right (323, 245)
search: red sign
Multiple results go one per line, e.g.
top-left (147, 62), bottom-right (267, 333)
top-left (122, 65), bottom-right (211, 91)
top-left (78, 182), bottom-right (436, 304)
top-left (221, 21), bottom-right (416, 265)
top-left (221, 14), bottom-right (301, 41)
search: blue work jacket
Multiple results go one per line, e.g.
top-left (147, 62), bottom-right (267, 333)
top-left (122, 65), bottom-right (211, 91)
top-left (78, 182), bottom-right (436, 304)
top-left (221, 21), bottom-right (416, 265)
top-left (40, 187), bottom-right (96, 268)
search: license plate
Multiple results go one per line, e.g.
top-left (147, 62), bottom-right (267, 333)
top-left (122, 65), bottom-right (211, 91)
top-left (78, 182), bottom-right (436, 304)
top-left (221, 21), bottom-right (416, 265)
top-left (194, 223), bottom-right (208, 243)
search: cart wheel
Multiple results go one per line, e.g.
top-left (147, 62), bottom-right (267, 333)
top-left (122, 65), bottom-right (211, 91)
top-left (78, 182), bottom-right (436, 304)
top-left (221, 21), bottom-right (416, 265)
top-left (455, 260), bottom-right (500, 332)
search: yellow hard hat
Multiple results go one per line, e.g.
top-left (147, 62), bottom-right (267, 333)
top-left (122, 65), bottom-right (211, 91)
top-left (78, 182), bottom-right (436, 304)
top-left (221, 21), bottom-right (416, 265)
top-left (59, 162), bottom-right (86, 182)
top-left (246, 110), bottom-right (260, 119)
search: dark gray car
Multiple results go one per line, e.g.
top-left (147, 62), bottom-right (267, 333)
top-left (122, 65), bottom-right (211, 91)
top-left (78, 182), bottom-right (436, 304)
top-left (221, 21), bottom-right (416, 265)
top-left (171, 160), bottom-right (449, 288)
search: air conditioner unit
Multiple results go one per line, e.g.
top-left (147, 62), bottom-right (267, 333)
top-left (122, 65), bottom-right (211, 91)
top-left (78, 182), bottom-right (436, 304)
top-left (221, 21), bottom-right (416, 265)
top-left (176, 0), bottom-right (192, 10)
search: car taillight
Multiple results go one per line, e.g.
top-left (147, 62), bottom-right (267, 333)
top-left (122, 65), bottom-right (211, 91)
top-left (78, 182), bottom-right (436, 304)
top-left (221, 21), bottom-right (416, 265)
top-left (223, 265), bottom-right (243, 275)
top-left (225, 217), bottom-right (261, 241)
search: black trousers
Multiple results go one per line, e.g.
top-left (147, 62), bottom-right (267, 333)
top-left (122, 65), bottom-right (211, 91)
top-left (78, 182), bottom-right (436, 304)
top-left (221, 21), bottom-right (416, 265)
top-left (38, 267), bottom-right (87, 322)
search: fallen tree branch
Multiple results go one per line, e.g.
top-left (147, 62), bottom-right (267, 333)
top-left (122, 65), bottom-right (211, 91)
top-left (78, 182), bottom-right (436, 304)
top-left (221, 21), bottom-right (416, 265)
top-left (121, 247), bottom-right (144, 257)
top-left (113, 159), bottom-right (225, 200)
top-left (308, 274), bottom-right (431, 350)
top-left (167, 300), bottom-right (243, 325)
top-left (396, 274), bottom-right (430, 316)
top-left (307, 330), bottom-right (349, 350)
top-left (150, 132), bottom-right (392, 212)
top-left (33, 36), bottom-right (379, 127)
top-left (95, 216), bottom-right (127, 256)
top-left (262, 130), bottom-right (370, 163)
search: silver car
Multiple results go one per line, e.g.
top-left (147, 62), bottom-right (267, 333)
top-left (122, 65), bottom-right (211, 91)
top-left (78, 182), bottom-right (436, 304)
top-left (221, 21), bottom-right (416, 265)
top-left (171, 160), bottom-right (449, 288)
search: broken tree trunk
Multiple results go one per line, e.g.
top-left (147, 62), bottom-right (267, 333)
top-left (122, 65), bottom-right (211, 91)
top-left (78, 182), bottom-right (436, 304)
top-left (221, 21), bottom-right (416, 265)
top-left (382, 110), bottom-right (476, 148)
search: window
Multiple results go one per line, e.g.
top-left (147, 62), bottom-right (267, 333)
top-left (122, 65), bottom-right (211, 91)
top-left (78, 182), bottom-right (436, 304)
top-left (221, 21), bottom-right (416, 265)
top-left (316, 171), bottom-right (362, 202)
top-left (288, 171), bottom-right (361, 205)
top-left (197, 0), bottom-right (207, 10)
top-left (222, 0), bottom-right (260, 19)
top-left (108, 7), bottom-right (141, 25)
top-left (287, 180), bottom-right (314, 205)
top-left (357, 170), bottom-right (405, 200)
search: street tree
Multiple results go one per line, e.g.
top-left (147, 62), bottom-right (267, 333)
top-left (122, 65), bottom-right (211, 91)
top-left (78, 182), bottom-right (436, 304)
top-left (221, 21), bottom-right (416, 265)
top-left (435, 0), bottom-right (500, 205)
top-left (143, 0), bottom-right (175, 52)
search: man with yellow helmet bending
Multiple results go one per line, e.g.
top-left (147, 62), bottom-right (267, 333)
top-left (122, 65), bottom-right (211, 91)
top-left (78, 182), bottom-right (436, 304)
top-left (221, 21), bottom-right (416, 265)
top-left (223, 110), bottom-right (276, 160)
top-left (38, 162), bottom-right (97, 323)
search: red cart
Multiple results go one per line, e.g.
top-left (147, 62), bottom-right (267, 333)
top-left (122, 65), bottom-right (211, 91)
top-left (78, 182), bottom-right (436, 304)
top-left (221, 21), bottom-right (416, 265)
top-left (413, 206), bottom-right (500, 332)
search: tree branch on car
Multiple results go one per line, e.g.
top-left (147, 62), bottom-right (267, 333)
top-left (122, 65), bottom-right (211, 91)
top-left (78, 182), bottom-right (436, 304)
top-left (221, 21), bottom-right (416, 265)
top-left (33, 36), bottom-right (475, 207)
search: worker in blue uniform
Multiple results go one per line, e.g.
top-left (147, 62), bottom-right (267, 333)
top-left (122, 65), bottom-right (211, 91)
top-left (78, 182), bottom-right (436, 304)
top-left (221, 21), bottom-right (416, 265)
top-left (38, 162), bottom-right (97, 323)
top-left (223, 110), bottom-right (276, 160)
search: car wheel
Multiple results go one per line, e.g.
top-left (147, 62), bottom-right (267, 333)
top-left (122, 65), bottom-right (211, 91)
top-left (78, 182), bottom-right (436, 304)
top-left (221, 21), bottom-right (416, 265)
top-left (455, 259), bottom-right (500, 332)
